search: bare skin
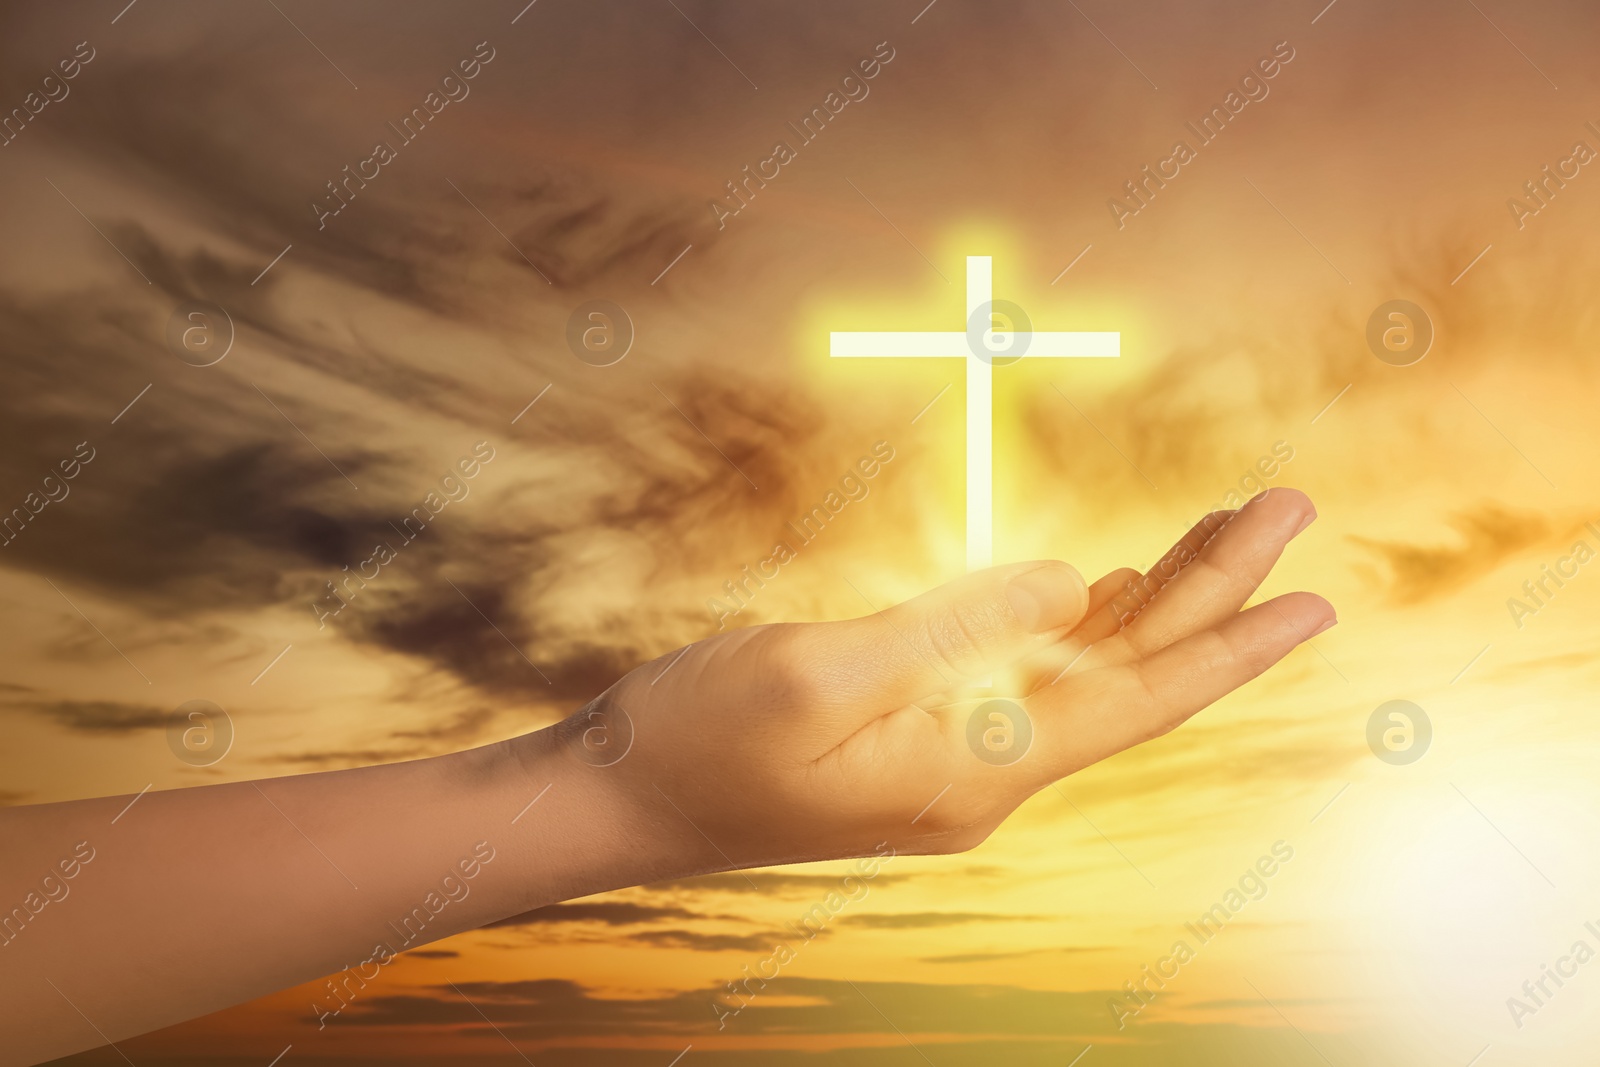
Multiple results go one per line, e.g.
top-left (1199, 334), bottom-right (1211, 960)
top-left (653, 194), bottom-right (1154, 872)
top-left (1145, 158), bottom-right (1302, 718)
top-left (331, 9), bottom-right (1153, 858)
top-left (0, 488), bottom-right (1331, 1065)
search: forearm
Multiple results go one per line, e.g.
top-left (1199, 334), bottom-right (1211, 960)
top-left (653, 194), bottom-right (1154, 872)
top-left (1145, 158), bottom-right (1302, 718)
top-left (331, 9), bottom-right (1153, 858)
top-left (0, 727), bottom-right (668, 1065)
top-left (0, 492), bottom-right (1328, 1064)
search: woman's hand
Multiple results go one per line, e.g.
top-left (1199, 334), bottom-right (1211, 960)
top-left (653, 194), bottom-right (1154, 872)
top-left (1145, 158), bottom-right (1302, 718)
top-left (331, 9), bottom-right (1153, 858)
top-left (530, 487), bottom-right (1332, 879)
top-left (1, 488), bottom-right (1329, 1065)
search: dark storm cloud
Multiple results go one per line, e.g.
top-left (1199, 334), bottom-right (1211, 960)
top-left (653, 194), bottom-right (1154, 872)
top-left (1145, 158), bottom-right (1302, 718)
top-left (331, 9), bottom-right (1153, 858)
top-left (1, 0), bottom-right (1467, 739)
top-left (340, 574), bottom-right (635, 703)
top-left (0, 254), bottom-right (806, 715)
top-left (14, 0), bottom-right (1584, 770)
top-left (0, 434), bottom-right (370, 609)
top-left (0, 184), bottom-right (815, 712)
top-left (5, 23), bottom-right (684, 321)
top-left (0, 1), bottom-right (831, 724)
top-left (99, 4), bottom-right (728, 287)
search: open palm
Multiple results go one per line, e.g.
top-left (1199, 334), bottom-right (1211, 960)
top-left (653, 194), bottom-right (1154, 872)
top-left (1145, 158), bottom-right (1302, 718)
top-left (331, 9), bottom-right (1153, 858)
top-left (542, 488), bottom-right (1331, 873)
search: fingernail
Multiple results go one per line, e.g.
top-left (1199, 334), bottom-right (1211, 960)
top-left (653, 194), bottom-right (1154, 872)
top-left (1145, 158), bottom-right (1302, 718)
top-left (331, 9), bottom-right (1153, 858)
top-left (1006, 563), bottom-right (1089, 633)
top-left (1292, 506), bottom-right (1318, 538)
top-left (1310, 616), bottom-right (1337, 637)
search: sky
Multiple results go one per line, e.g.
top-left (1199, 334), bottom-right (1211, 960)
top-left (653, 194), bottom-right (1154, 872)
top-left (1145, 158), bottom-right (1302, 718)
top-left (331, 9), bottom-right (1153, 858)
top-left (4, 0), bottom-right (1600, 1063)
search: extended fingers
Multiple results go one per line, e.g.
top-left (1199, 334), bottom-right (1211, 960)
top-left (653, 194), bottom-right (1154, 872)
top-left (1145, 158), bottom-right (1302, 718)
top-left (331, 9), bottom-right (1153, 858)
top-left (1073, 512), bottom-right (1235, 648)
top-left (1008, 567), bottom-right (1141, 694)
top-left (1077, 490), bottom-right (1314, 669)
top-left (1028, 590), bottom-right (1335, 780)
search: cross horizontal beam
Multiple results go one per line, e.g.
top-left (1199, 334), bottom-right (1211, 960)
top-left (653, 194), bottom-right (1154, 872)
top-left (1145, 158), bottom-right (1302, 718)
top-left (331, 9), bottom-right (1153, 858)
top-left (828, 255), bottom-right (1120, 574)
top-left (829, 332), bottom-right (1120, 359)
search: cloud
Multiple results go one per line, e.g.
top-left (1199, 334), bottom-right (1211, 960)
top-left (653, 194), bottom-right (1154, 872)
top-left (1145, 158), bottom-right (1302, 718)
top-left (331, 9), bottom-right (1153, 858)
top-left (921, 949), bottom-right (1044, 964)
top-left (922, 946), bottom-right (1109, 964)
top-left (487, 902), bottom-right (700, 929)
top-left (17, 0), bottom-right (1562, 759)
top-left (440, 978), bottom-right (589, 1005)
top-left (387, 706), bottom-right (498, 744)
top-left (840, 912), bottom-right (1046, 930)
top-left (1488, 649), bottom-right (1600, 683)
top-left (9, 15), bottom-right (1600, 1066)
top-left (647, 871), bottom-right (913, 893)
top-left (268, 705), bottom-right (517, 767)
top-left (344, 580), bottom-right (635, 703)
top-left (335, 976), bottom-right (1117, 1039)
top-left (403, 948), bottom-right (458, 959)
top-left (627, 929), bottom-right (803, 953)
top-left (272, 747), bottom-right (433, 768)
top-left (1350, 505), bottom-right (1552, 605)
top-left (0, 15), bottom-right (820, 722)
top-left (1059, 714), bottom-right (1365, 818)
top-left (1187, 996), bottom-right (1330, 1012)
top-left (16, 699), bottom-right (170, 734)
top-left (0, 253), bottom-right (823, 714)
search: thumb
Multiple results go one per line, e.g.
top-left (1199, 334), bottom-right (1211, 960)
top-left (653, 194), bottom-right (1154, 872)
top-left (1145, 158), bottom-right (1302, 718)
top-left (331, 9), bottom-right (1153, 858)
top-left (806, 561), bottom-right (1090, 713)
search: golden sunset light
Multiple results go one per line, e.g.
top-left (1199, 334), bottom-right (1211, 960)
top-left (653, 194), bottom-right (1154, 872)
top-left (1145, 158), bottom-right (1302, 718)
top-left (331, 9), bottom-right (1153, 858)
top-left (4, 1), bottom-right (1600, 1065)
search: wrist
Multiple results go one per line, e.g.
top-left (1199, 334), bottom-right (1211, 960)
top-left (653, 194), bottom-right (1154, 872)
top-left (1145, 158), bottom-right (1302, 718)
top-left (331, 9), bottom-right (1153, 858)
top-left (476, 724), bottom-right (699, 917)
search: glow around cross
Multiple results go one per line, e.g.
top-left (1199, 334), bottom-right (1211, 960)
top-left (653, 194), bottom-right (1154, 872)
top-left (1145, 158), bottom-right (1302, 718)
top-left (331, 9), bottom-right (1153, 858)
top-left (830, 256), bottom-right (1119, 570)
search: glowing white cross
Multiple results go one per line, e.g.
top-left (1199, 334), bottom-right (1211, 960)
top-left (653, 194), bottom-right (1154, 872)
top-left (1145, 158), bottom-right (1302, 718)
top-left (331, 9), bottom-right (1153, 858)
top-left (831, 256), bottom-right (1119, 570)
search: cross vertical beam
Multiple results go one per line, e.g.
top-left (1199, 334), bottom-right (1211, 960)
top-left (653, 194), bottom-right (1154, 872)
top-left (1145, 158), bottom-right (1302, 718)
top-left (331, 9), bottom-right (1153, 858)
top-left (965, 256), bottom-right (993, 571)
top-left (829, 255), bottom-right (1119, 572)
